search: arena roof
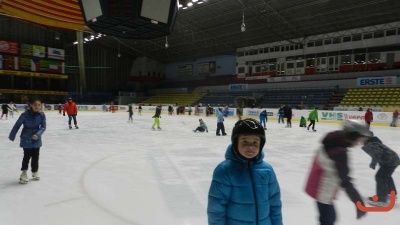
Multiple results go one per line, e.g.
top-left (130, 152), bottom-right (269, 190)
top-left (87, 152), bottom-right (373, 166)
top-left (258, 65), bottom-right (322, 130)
top-left (1, 0), bottom-right (400, 63)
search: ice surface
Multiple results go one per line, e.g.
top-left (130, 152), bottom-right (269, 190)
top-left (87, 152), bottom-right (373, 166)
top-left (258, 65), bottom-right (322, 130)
top-left (0, 111), bottom-right (399, 225)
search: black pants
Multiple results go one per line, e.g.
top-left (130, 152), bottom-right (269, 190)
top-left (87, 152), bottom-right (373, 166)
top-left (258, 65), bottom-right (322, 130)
top-left (286, 117), bottom-right (292, 126)
top-left (21, 148), bottom-right (40, 172)
top-left (376, 165), bottom-right (398, 200)
top-left (308, 120), bottom-right (316, 130)
top-left (216, 122), bottom-right (226, 135)
top-left (68, 114), bottom-right (77, 125)
top-left (317, 202), bottom-right (336, 225)
top-left (195, 126), bottom-right (205, 132)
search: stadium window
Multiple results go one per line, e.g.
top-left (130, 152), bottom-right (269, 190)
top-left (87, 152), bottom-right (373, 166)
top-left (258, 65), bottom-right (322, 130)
top-left (398, 28), bottom-right (400, 35)
top-left (307, 41), bottom-right (315, 47)
top-left (315, 40), bottom-right (323, 46)
top-left (285, 45), bottom-right (290, 51)
top-left (244, 51), bottom-right (249, 56)
top-left (286, 62), bottom-right (294, 69)
top-left (354, 54), bottom-right (366, 64)
top-left (274, 46), bottom-right (280, 52)
top-left (258, 49), bottom-right (264, 54)
top-left (368, 53), bottom-right (381, 63)
top-left (296, 61), bottom-right (304, 68)
top-left (238, 67), bottom-right (245, 73)
top-left (324, 39), bottom-right (332, 45)
top-left (264, 47), bottom-right (269, 53)
top-left (363, 33), bottom-right (373, 39)
top-left (299, 44), bottom-right (304, 49)
top-left (306, 58), bottom-right (315, 67)
top-left (374, 30), bottom-right (384, 38)
top-left (342, 36), bottom-right (351, 42)
top-left (352, 34), bottom-right (362, 41)
top-left (340, 55), bottom-right (351, 64)
top-left (386, 29), bottom-right (396, 36)
top-left (270, 47), bottom-right (275, 53)
top-left (294, 45), bottom-right (298, 50)
top-left (237, 51), bottom-right (244, 57)
top-left (332, 37), bottom-right (341, 44)
top-left (290, 45), bottom-right (294, 51)
top-left (255, 66), bottom-right (262, 72)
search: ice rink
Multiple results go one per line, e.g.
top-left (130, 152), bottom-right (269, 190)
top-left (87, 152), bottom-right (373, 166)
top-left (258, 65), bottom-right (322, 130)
top-left (0, 110), bottom-right (399, 225)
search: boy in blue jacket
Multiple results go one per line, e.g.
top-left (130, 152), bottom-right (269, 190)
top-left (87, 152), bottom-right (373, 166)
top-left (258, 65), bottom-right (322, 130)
top-left (208, 118), bottom-right (282, 225)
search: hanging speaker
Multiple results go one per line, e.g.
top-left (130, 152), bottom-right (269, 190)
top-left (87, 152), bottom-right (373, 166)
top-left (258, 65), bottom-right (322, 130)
top-left (78, 0), bottom-right (178, 39)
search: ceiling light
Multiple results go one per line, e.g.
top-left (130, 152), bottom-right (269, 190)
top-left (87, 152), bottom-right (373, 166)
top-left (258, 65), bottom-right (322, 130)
top-left (198, 1), bottom-right (203, 4)
top-left (187, 2), bottom-right (193, 6)
top-left (165, 36), bottom-right (169, 48)
top-left (192, 0), bottom-right (198, 2)
top-left (241, 10), bottom-right (246, 32)
top-left (73, 41), bottom-right (78, 45)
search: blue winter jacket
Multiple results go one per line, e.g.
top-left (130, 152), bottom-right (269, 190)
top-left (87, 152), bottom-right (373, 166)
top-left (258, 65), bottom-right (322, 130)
top-left (216, 109), bottom-right (224, 123)
top-left (208, 145), bottom-right (282, 225)
top-left (9, 110), bottom-right (46, 148)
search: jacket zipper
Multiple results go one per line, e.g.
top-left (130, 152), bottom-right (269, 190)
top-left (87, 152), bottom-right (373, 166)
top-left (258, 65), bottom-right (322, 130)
top-left (248, 161), bottom-right (259, 225)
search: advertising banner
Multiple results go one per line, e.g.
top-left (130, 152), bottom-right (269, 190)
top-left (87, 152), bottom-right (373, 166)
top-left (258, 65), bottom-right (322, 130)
top-left (357, 76), bottom-right (397, 86)
top-left (48, 47), bottom-right (65, 60)
top-left (0, 40), bottom-right (18, 54)
top-left (229, 84), bottom-right (248, 91)
top-left (21, 43), bottom-right (33, 56)
top-left (33, 45), bottom-right (46, 58)
top-left (198, 61), bottom-right (216, 74)
top-left (177, 64), bottom-right (193, 77)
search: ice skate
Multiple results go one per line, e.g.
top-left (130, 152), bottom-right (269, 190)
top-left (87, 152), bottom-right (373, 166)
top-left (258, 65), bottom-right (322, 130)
top-left (69, 125), bottom-right (72, 129)
top-left (32, 172), bottom-right (40, 180)
top-left (75, 125), bottom-right (79, 129)
top-left (313, 129), bottom-right (317, 132)
top-left (157, 126), bottom-right (162, 130)
top-left (307, 126), bottom-right (309, 130)
top-left (151, 127), bottom-right (155, 131)
top-left (19, 170), bottom-right (28, 184)
top-left (367, 196), bottom-right (389, 206)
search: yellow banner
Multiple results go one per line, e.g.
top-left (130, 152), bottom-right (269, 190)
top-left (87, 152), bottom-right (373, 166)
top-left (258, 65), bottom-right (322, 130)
top-left (0, 89), bottom-right (68, 95)
top-left (0, 69), bottom-right (67, 79)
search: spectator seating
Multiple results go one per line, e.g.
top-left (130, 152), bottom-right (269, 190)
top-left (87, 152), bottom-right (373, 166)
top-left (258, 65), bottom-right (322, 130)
top-left (140, 92), bottom-right (206, 106)
top-left (339, 87), bottom-right (400, 107)
top-left (257, 87), bottom-right (335, 109)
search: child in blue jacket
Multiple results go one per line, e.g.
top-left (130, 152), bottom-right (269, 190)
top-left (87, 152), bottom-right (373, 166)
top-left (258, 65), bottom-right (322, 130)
top-left (9, 98), bottom-right (46, 184)
top-left (208, 118), bottom-right (282, 225)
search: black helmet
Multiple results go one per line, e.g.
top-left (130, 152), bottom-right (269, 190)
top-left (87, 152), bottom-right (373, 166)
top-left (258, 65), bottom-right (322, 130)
top-left (231, 118), bottom-right (266, 153)
top-left (342, 120), bottom-right (372, 140)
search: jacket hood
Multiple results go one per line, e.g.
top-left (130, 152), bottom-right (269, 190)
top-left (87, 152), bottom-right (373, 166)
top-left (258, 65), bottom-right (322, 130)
top-left (225, 144), bottom-right (264, 164)
top-left (322, 131), bottom-right (352, 148)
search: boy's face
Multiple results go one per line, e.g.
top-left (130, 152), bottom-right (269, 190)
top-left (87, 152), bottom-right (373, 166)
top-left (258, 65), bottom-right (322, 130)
top-left (237, 135), bottom-right (261, 159)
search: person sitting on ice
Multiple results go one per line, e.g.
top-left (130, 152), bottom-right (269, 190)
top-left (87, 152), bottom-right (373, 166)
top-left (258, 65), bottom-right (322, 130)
top-left (193, 118), bottom-right (208, 132)
top-left (299, 116), bottom-right (307, 127)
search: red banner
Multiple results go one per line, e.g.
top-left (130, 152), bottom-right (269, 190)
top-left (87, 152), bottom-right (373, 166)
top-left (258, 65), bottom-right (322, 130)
top-left (0, 40), bottom-right (18, 54)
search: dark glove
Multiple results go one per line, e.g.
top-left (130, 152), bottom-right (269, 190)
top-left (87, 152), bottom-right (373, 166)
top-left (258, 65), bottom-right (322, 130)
top-left (75, 114), bottom-right (77, 116)
top-left (369, 163), bottom-right (376, 170)
top-left (356, 207), bottom-right (366, 219)
top-left (63, 114), bottom-right (65, 116)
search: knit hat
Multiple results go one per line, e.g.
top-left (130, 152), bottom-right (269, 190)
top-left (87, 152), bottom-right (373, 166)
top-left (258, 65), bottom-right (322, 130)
top-left (231, 118), bottom-right (266, 153)
top-left (342, 119), bottom-right (372, 140)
